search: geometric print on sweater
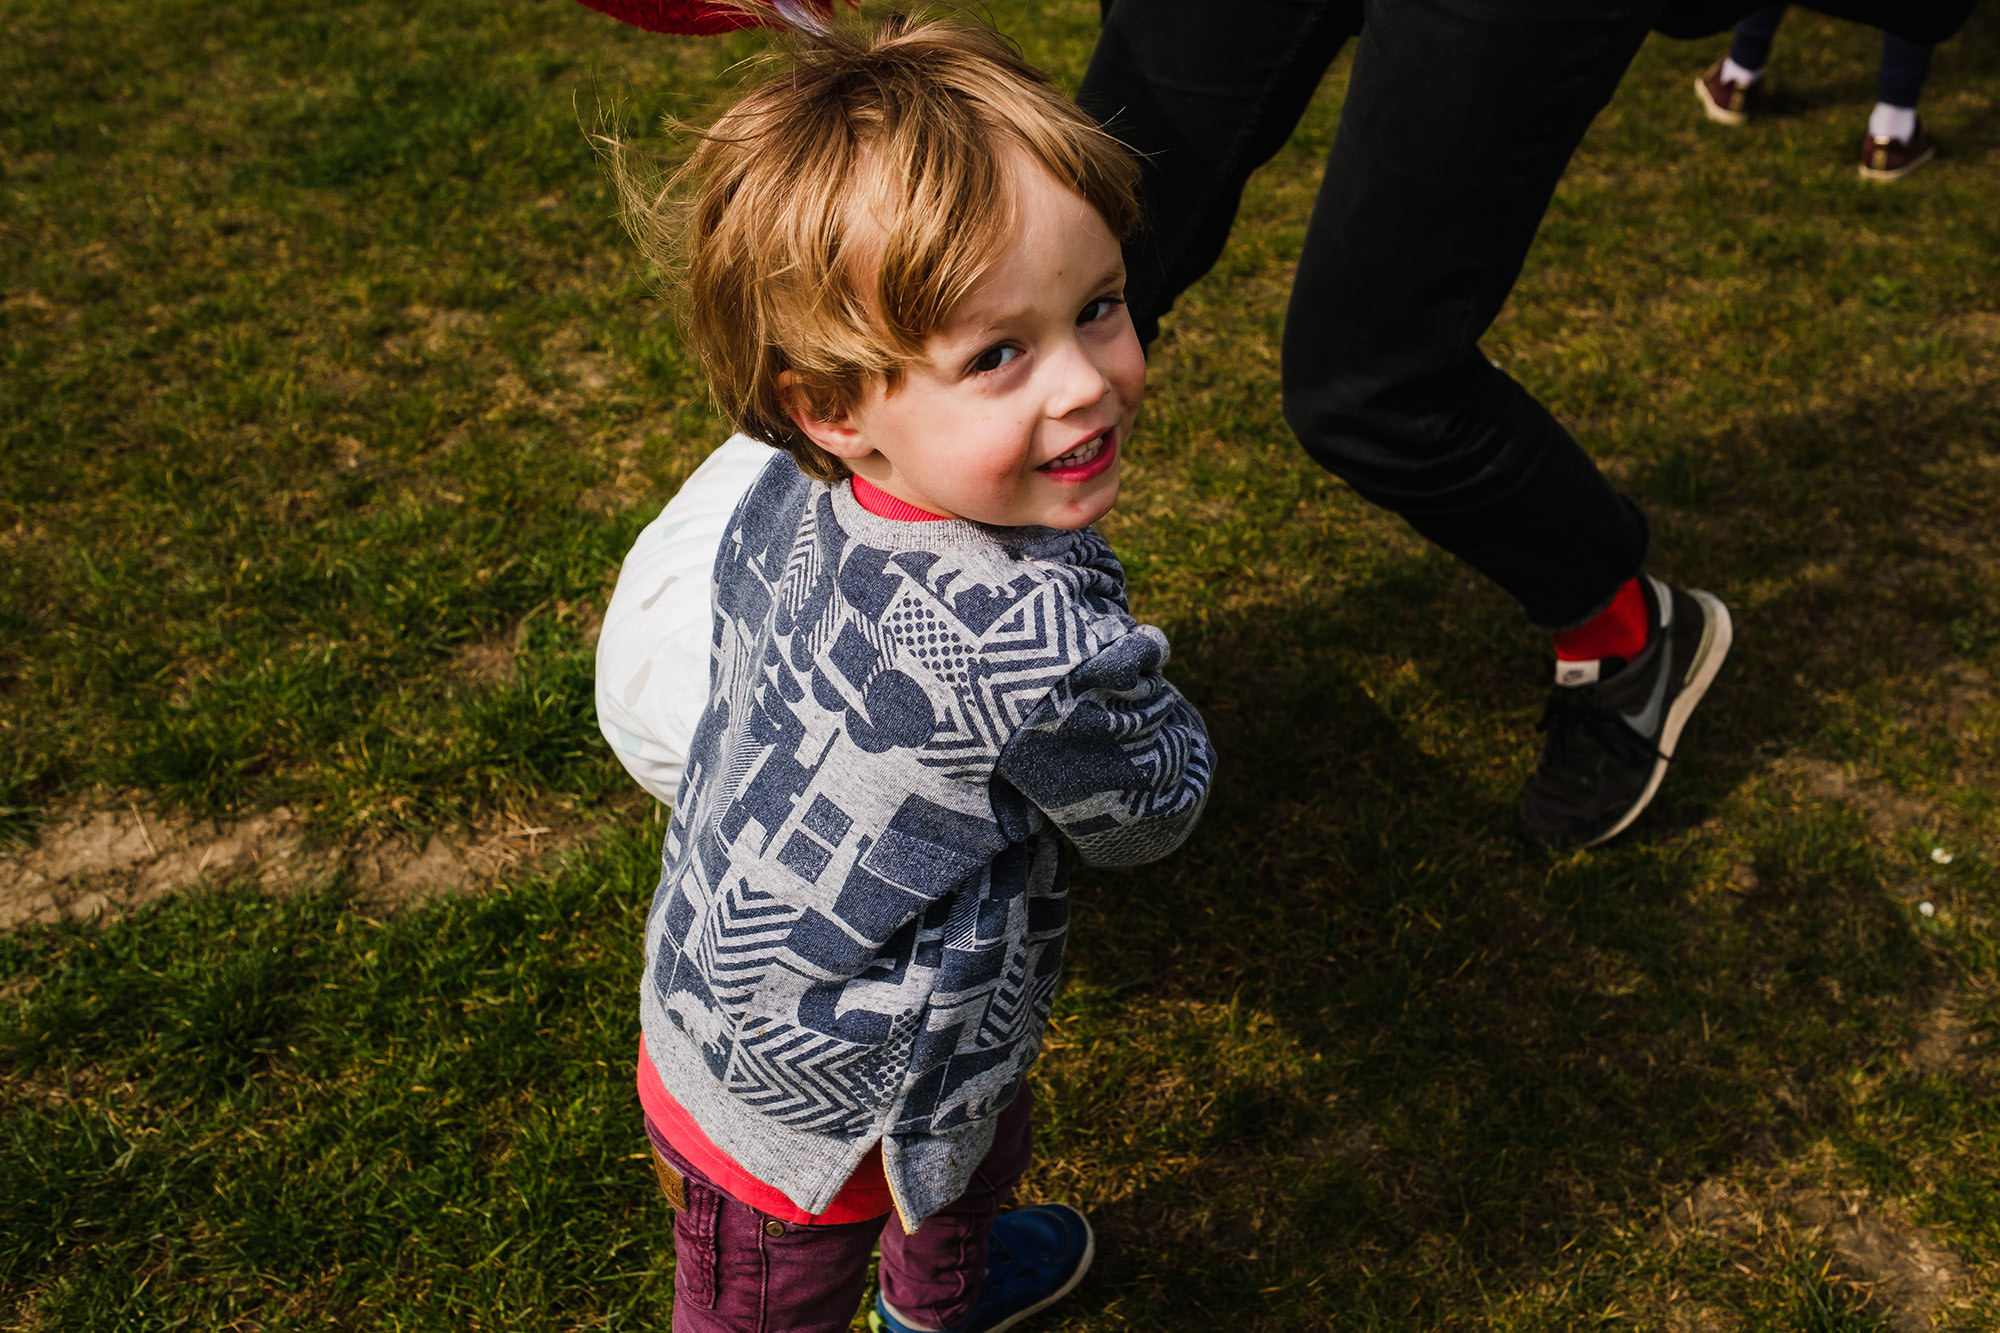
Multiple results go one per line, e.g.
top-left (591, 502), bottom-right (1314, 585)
top-left (641, 454), bottom-right (1214, 1223)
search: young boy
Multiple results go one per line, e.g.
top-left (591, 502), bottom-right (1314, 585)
top-left (600, 16), bottom-right (1216, 1333)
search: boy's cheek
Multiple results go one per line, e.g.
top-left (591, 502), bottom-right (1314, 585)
top-left (1111, 325), bottom-right (1146, 399)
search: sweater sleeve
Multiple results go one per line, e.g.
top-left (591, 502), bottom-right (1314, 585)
top-left (991, 624), bottom-right (1215, 868)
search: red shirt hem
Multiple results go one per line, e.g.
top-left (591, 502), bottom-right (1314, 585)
top-left (637, 1039), bottom-right (893, 1224)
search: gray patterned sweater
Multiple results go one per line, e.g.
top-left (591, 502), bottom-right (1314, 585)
top-left (642, 455), bottom-right (1214, 1228)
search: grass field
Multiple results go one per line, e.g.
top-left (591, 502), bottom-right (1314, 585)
top-left (4, 0), bottom-right (2000, 1327)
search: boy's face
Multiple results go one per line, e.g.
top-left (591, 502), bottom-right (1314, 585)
top-left (799, 159), bottom-right (1143, 530)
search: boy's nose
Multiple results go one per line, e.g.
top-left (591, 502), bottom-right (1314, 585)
top-left (1044, 335), bottom-right (1113, 418)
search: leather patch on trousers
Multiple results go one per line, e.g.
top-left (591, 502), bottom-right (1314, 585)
top-left (650, 1146), bottom-right (688, 1213)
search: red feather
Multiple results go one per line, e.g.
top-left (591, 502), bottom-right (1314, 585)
top-left (572, 0), bottom-right (833, 36)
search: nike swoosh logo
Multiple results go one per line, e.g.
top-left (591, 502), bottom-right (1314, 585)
top-left (1619, 579), bottom-right (1673, 737)
top-left (1620, 658), bottom-right (1670, 738)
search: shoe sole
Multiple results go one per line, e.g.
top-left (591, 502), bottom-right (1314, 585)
top-left (1695, 74), bottom-right (1749, 126)
top-left (1859, 143), bottom-right (1936, 181)
top-left (1579, 588), bottom-right (1733, 849)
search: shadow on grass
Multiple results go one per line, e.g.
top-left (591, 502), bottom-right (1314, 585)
top-left (1058, 624), bottom-right (1929, 1321)
top-left (6, 371), bottom-right (1986, 1326)
top-left (1045, 384), bottom-right (1994, 1324)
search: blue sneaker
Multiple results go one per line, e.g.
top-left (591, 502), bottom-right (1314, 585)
top-left (870, 1204), bottom-right (1095, 1333)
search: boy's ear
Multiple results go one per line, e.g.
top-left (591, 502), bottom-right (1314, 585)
top-left (778, 372), bottom-right (871, 462)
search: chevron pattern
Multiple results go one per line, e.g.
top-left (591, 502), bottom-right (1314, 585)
top-left (644, 457), bottom-right (1214, 1209)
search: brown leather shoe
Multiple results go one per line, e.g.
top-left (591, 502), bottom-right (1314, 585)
top-left (1859, 121), bottom-right (1937, 181)
top-left (1695, 58), bottom-right (1761, 126)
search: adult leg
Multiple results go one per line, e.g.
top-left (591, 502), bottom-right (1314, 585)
top-left (875, 1086), bottom-right (1036, 1329)
top-left (1699, 4), bottom-right (1780, 122)
top-left (1728, 6), bottom-right (1787, 72)
top-left (1076, 0), bottom-right (1358, 346)
top-left (1084, 0), bottom-right (1728, 847)
top-left (1280, 0), bottom-right (1661, 630)
top-left (1861, 28), bottom-right (1936, 173)
top-left (1876, 30), bottom-right (1934, 111)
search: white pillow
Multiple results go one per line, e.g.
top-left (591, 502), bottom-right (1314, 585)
top-left (595, 435), bottom-right (779, 804)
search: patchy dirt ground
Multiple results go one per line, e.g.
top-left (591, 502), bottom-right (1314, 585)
top-left (1907, 996), bottom-right (1977, 1074)
top-left (0, 797), bottom-right (586, 929)
top-left (1789, 757), bottom-right (1946, 843)
top-left (1657, 1175), bottom-right (1970, 1332)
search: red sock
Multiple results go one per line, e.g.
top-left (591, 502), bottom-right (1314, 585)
top-left (1553, 577), bottom-right (1650, 666)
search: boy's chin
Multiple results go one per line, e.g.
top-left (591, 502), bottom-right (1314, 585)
top-left (1038, 478), bottom-right (1119, 530)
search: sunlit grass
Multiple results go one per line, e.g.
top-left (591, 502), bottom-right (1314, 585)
top-left (4, 0), bottom-right (1999, 1326)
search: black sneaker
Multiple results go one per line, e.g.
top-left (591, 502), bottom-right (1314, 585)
top-left (1520, 576), bottom-right (1733, 849)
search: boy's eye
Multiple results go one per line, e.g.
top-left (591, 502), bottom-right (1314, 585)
top-left (970, 344), bottom-right (1020, 374)
top-left (1078, 296), bottom-right (1123, 325)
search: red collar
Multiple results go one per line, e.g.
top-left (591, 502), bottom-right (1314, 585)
top-left (850, 473), bottom-right (949, 522)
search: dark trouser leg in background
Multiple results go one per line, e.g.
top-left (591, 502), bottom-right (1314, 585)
top-left (1279, 0), bottom-right (1658, 628)
top-left (1728, 6), bottom-right (1787, 71)
top-left (1862, 28), bottom-right (1935, 176)
top-left (1877, 31), bottom-right (1934, 108)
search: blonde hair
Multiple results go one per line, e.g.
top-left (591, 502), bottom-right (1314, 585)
top-left (609, 13), bottom-right (1140, 481)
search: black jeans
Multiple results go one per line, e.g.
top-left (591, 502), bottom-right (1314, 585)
top-left (1730, 7), bottom-right (1935, 108)
top-left (1078, 0), bottom-right (1659, 629)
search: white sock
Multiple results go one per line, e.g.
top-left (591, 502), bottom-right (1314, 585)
top-left (1720, 57), bottom-right (1762, 86)
top-left (1868, 102), bottom-right (1918, 144)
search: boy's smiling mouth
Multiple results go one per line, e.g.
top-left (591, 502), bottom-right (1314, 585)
top-left (1037, 429), bottom-right (1118, 479)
